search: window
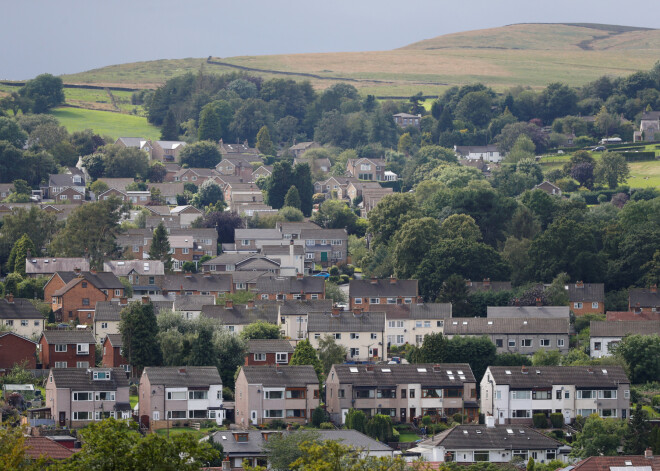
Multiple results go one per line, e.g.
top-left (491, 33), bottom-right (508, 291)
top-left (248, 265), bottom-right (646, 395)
top-left (577, 390), bottom-right (595, 399)
top-left (305, 239), bottom-right (315, 246)
top-left (73, 411), bottom-right (91, 421)
top-left (370, 333), bottom-right (377, 339)
top-left (388, 320), bottom-right (404, 328)
top-left (264, 410), bottom-right (284, 418)
top-left (556, 390), bottom-right (562, 400)
top-left (546, 449), bottom-right (556, 460)
top-left (577, 409), bottom-right (596, 417)
top-left (5, 320), bottom-right (13, 326)
top-left (592, 302), bottom-right (599, 309)
top-left (286, 409), bottom-right (306, 418)
top-left (276, 353), bottom-right (288, 363)
top-left (34, 320), bottom-right (39, 326)
top-left (377, 388), bottom-right (396, 399)
top-left (333, 333), bottom-right (341, 340)
top-left (60, 194), bottom-right (67, 200)
top-left (95, 391), bottom-right (116, 401)
top-left (74, 194), bottom-right (81, 200)
top-left (338, 389), bottom-right (345, 398)
top-left (77, 361), bottom-right (89, 368)
top-left (354, 298), bottom-right (362, 304)
top-left (513, 450), bottom-right (528, 460)
top-left (557, 339), bottom-right (565, 347)
top-left (422, 388), bottom-right (442, 398)
top-left (495, 339), bottom-right (503, 347)
top-left (101, 322), bottom-right (108, 329)
top-left (314, 333), bottom-right (320, 339)
top-left (532, 390), bottom-right (551, 400)
top-left (93, 371), bottom-right (110, 380)
top-left (286, 389), bottom-right (306, 399)
top-left (598, 390), bottom-right (617, 399)
top-left (350, 348), bottom-right (360, 357)
top-left (167, 391), bottom-right (186, 400)
top-left (387, 297), bottom-right (396, 304)
top-left (511, 410), bottom-right (531, 418)
top-left (574, 302), bottom-right (583, 309)
top-left (521, 339), bottom-right (532, 347)
top-left (511, 391), bottom-right (531, 400)
top-left (82, 298), bottom-right (90, 306)
top-left (508, 339), bottom-right (516, 347)
top-left (437, 320), bottom-right (443, 327)
top-left (20, 319), bottom-right (28, 326)
top-left (261, 294), bottom-right (269, 300)
top-left (167, 410), bottom-right (187, 419)
top-left (624, 390), bottom-right (630, 399)
top-left (401, 389), bottom-right (407, 399)
top-left (540, 339), bottom-right (550, 347)
top-left (182, 248), bottom-right (189, 255)
top-left (355, 389), bottom-right (375, 399)
top-left (77, 344), bottom-right (89, 355)
top-left (594, 342), bottom-right (602, 351)
top-left (369, 298), bottom-right (380, 304)
top-left (254, 353), bottom-right (266, 361)
top-left (189, 390), bottom-right (208, 400)
top-left (423, 321), bottom-right (431, 328)
top-left (115, 289), bottom-right (121, 297)
top-left (55, 361), bottom-right (67, 368)
top-left (416, 334), bottom-right (424, 344)
top-left (599, 409), bottom-right (617, 418)
top-left (73, 392), bottom-right (92, 401)
top-left (305, 253), bottom-right (315, 260)
top-left (474, 451), bottom-right (490, 462)
top-left (265, 390), bottom-right (283, 399)
top-left (396, 335), bottom-right (404, 344)
top-left (445, 389), bottom-right (463, 398)
top-left (350, 333), bottom-right (360, 339)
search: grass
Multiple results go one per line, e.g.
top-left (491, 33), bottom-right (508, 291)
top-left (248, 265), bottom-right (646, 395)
top-left (129, 395), bottom-right (138, 409)
top-left (627, 160), bottom-right (660, 188)
top-left (154, 426), bottom-right (215, 439)
top-left (49, 107), bottom-right (160, 141)
top-left (398, 432), bottom-right (422, 442)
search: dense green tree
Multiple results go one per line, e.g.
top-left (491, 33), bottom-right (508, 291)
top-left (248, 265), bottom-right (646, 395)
top-left (312, 200), bottom-right (359, 233)
top-left (505, 135), bottom-right (536, 163)
top-left (214, 330), bottom-right (246, 389)
top-left (392, 217), bottom-right (441, 279)
top-left (180, 140), bottom-right (222, 168)
top-left (455, 91), bottom-right (493, 127)
top-left (231, 98), bottom-right (274, 144)
top-left (192, 210), bottom-right (243, 244)
top-left (444, 335), bottom-right (497, 381)
top-left (0, 141), bottom-right (25, 183)
top-left (148, 161), bottom-right (167, 183)
top-left (418, 332), bottom-right (446, 364)
top-left (197, 102), bottom-right (222, 142)
top-left (189, 326), bottom-right (215, 366)
top-left (345, 409), bottom-right (367, 434)
top-left (324, 282), bottom-right (347, 304)
top-left (614, 334), bottom-right (660, 384)
top-left (292, 162), bottom-right (314, 216)
top-left (433, 165), bottom-right (484, 189)
top-left (120, 301), bottom-right (162, 371)
top-left (318, 335), bottom-right (348, 375)
top-left (265, 161), bottom-right (292, 209)
top-left (261, 430), bottom-right (320, 471)
top-left (240, 320), bottom-right (282, 340)
top-left (256, 125), bottom-right (274, 155)
top-left (540, 82), bottom-right (578, 123)
top-left (532, 349), bottom-right (562, 366)
top-left (283, 186), bottom-right (301, 210)
top-left (290, 339), bottom-right (323, 382)
top-left (19, 73), bottom-right (65, 113)
top-left (0, 206), bottom-right (57, 271)
top-left (148, 222), bottom-right (172, 270)
top-left (191, 179), bottom-right (224, 209)
top-left (595, 152), bottom-right (630, 189)
top-left (160, 109), bottom-right (179, 140)
top-left (0, 117), bottom-right (28, 147)
top-left (365, 414), bottom-right (395, 442)
top-left (367, 193), bottom-right (421, 247)
top-left (624, 404), bottom-right (651, 455)
top-left (438, 274), bottom-right (471, 317)
top-left (7, 234), bottom-right (36, 276)
top-left (438, 213), bottom-right (483, 242)
top-left (571, 414), bottom-right (626, 458)
top-left (495, 122), bottom-right (548, 153)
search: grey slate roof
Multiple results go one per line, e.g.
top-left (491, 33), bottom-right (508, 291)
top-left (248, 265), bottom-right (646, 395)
top-left (255, 275), bottom-right (325, 294)
top-left (51, 368), bottom-right (129, 391)
top-left (25, 258), bottom-right (89, 275)
top-left (42, 330), bottom-right (96, 345)
top-left (630, 288), bottom-right (660, 308)
top-left (162, 273), bottom-right (232, 292)
top-left (106, 334), bottom-right (123, 348)
top-left (590, 320), bottom-right (660, 337)
top-left (384, 303), bottom-right (452, 320)
top-left (201, 304), bottom-right (278, 325)
top-left (308, 310), bottom-right (385, 332)
top-left (266, 299), bottom-right (334, 315)
top-left (103, 260), bottom-right (165, 276)
top-left (332, 363), bottom-right (475, 386)
top-left (261, 244), bottom-right (305, 256)
top-left (486, 365), bottom-right (630, 388)
top-left (241, 365), bottom-right (319, 387)
top-left (349, 279), bottom-right (418, 298)
top-left (234, 229), bottom-right (283, 240)
top-left (299, 228), bottom-right (348, 239)
top-left (567, 283), bottom-right (604, 303)
top-left (0, 298), bottom-right (43, 320)
top-left (202, 253), bottom-right (254, 266)
top-left (173, 295), bottom-right (216, 311)
top-left (247, 339), bottom-right (294, 354)
top-left (143, 366), bottom-right (222, 387)
top-left (426, 424), bottom-right (563, 450)
top-left (94, 302), bottom-right (124, 322)
top-left (52, 271), bottom-right (124, 294)
top-left (444, 317), bottom-right (569, 335)
top-left (486, 306), bottom-right (570, 319)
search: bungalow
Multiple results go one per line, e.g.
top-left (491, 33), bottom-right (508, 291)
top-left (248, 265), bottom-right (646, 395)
top-left (454, 145), bottom-right (501, 163)
top-left (534, 181), bottom-right (562, 196)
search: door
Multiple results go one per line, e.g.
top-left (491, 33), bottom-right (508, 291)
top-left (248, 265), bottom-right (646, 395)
top-left (153, 410), bottom-right (160, 421)
top-left (400, 408), bottom-right (407, 422)
top-left (499, 410), bottom-right (505, 425)
top-left (321, 252), bottom-right (328, 262)
top-left (371, 348), bottom-right (378, 358)
top-left (59, 411), bottom-right (66, 426)
top-left (410, 408), bottom-right (416, 421)
top-left (250, 410), bottom-right (257, 425)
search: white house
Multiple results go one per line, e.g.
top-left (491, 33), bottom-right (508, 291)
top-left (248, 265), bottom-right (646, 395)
top-left (454, 145), bottom-right (502, 163)
top-left (589, 320), bottom-right (660, 358)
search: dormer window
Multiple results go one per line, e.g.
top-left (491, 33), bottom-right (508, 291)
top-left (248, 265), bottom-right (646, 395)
top-left (93, 370), bottom-right (111, 380)
top-left (234, 433), bottom-right (249, 442)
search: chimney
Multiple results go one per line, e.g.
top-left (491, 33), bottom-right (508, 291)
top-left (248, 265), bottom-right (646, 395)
top-left (180, 284), bottom-right (184, 296)
top-left (120, 297), bottom-right (128, 305)
top-left (651, 285), bottom-right (658, 294)
top-left (485, 415), bottom-right (496, 428)
top-left (178, 368), bottom-right (186, 375)
top-left (90, 267), bottom-right (97, 275)
top-left (370, 276), bottom-right (377, 285)
top-left (514, 298), bottom-right (520, 307)
top-left (247, 300), bottom-right (255, 309)
top-left (290, 238), bottom-right (294, 258)
top-left (645, 448), bottom-right (653, 459)
top-left (521, 365), bottom-right (528, 374)
top-left (141, 296), bottom-right (150, 305)
top-left (6, 293), bottom-right (14, 303)
top-left (483, 278), bottom-right (490, 287)
top-left (535, 297), bottom-right (542, 307)
top-left (465, 279), bottom-right (472, 287)
top-left (353, 308), bottom-right (363, 317)
top-left (576, 281), bottom-right (584, 289)
top-left (225, 299), bottom-right (233, 309)
top-left (389, 276), bottom-right (397, 284)
top-left (74, 267), bottom-right (81, 274)
top-left (296, 273), bottom-right (303, 280)
top-left (331, 307), bottom-right (341, 317)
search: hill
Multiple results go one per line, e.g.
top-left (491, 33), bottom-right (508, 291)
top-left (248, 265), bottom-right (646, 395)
top-left (57, 23), bottom-right (660, 98)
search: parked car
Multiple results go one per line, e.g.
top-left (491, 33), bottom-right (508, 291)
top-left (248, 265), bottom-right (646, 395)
top-left (313, 271), bottom-right (330, 278)
top-left (591, 146), bottom-right (606, 151)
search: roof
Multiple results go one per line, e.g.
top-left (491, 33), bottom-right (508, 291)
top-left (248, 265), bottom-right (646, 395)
top-left (0, 298), bottom-right (43, 320)
top-left (349, 278), bottom-right (418, 298)
top-left (300, 228), bottom-right (348, 239)
top-left (573, 456), bottom-right (660, 471)
top-left (115, 137), bottom-right (148, 148)
top-left (168, 235), bottom-right (194, 249)
top-left (590, 320), bottom-right (660, 337)
top-left (393, 113), bottom-right (421, 118)
top-left (162, 273), bottom-right (232, 293)
top-left (50, 367), bottom-right (129, 391)
top-left (155, 140), bottom-right (186, 150)
top-left (234, 228), bottom-right (283, 240)
top-left (567, 283), bottom-right (605, 303)
top-left (42, 330), bottom-right (96, 345)
top-left (289, 141), bottom-right (320, 151)
top-left (425, 424), bottom-right (563, 450)
top-left (255, 275), bottom-right (325, 294)
top-left (486, 365), bottom-right (629, 388)
top-left (202, 253), bottom-right (261, 266)
top-left (444, 317), bottom-right (569, 335)
top-left (241, 365), bottom-right (319, 386)
top-left (466, 280), bottom-right (512, 293)
top-left (487, 306), bottom-right (570, 319)
top-left (201, 303), bottom-right (278, 325)
top-left (173, 295), bottom-right (216, 311)
top-left (630, 288), bottom-right (660, 308)
top-left (52, 271), bottom-right (123, 295)
top-left (25, 257), bottom-right (89, 275)
top-left (607, 311), bottom-right (660, 322)
top-left (261, 244), bottom-right (305, 256)
top-left (332, 363), bottom-right (475, 386)
top-left (97, 178), bottom-right (135, 191)
top-left (103, 260), bottom-right (165, 276)
top-left (94, 301), bottom-right (124, 322)
top-left (247, 339), bottom-right (294, 354)
top-left (641, 111), bottom-right (660, 121)
top-left (383, 303), bottom-right (452, 320)
top-left (454, 145), bottom-right (499, 155)
top-left (49, 174), bottom-right (84, 187)
top-left (106, 334), bottom-right (123, 348)
top-left (24, 437), bottom-right (75, 461)
top-left (143, 366), bottom-right (222, 387)
top-left (271, 299), bottom-right (334, 315)
top-left (308, 310), bottom-right (385, 333)
top-left (0, 331), bottom-right (37, 344)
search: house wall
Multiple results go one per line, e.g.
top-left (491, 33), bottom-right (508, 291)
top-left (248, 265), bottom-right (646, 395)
top-left (245, 352), bottom-right (291, 366)
top-left (351, 295), bottom-right (417, 312)
top-left (102, 342), bottom-right (128, 369)
top-left (52, 283), bottom-right (116, 325)
top-left (40, 339), bottom-right (95, 369)
top-left (445, 333), bottom-right (569, 355)
top-left (590, 336), bottom-right (621, 358)
top-left (44, 275), bottom-right (67, 304)
top-left (309, 330), bottom-right (384, 361)
top-left (94, 320), bottom-right (120, 344)
top-left (3, 317), bottom-right (43, 339)
top-left (571, 301), bottom-right (604, 316)
top-left (0, 334), bottom-right (37, 369)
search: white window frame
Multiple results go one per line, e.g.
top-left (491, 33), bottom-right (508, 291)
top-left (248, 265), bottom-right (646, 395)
top-left (276, 352), bottom-right (288, 364)
top-left (592, 302), bottom-right (599, 309)
top-left (253, 353), bottom-right (266, 361)
top-left (557, 338), bottom-right (565, 347)
top-left (354, 297), bottom-right (362, 304)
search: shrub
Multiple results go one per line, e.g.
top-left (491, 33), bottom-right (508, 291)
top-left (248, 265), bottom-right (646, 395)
top-left (390, 427), bottom-right (400, 442)
top-left (319, 422), bottom-right (334, 429)
top-left (532, 413), bottom-right (548, 428)
top-left (452, 413), bottom-right (465, 424)
top-left (421, 416), bottom-right (432, 426)
top-left (329, 266), bottom-right (339, 276)
top-left (346, 409), bottom-right (367, 433)
top-left (311, 406), bottom-right (328, 427)
top-left (365, 414), bottom-right (394, 442)
top-left (550, 413), bottom-right (564, 428)
top-left (269, 419), bottom-right (287, 430)
top-left (129, 384), bottom-right (138, 396)
top-left (328, 275), bottom-right (340, 283)
top-left (340, 274), bottom-right (350, 284)
top-left (652, 395), bottom-right (660, 408)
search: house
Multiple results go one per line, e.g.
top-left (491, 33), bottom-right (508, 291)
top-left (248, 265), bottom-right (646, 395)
top-left (393, 113), bottom-right (421, 128)
top-left (345, 180), bottom-right (382, 202)
top-left (224, 182), bottom-right (264, 209)
top-left (346, 158), bottom-right (390, 181)
top-left (117, 227), bottom-right (216, 264)
top-left (589, 321), bottom-right (660, 358)
top-left (255, 274), bottom-right (325, 301)
top-left (466, 279), bottom-right (512, 293)
top-left (0, 332), bottom-right (38, 371)
top-left (0, 183), bottom-right (14, 199)
top-left (233, 228), bottom-right (286, 251)
top-left (480, 365), bottom-right (631, 425)
top-left (93, 299), bottom-right (129, 344)
top-left (326, 363), bottom-right (478, 425)
top-left (235, 365), bottom-right (320, 426)
top-left (138, 366), bottom-right (224, 429)
top-left (444, 318), bottom-right (570, 355)
top-left (634, 110), bottom-right (660, 142)
top-left (230, 271), bottom-right (273, 292)
top-left (606, 310), bottom-right (660, 321)
top-left (252, 165), bottom-right (273, 179)
top-left (571, 454), bottom-right (660, 471)
top-left (126, 190), bottom-right (151, 206)
top-left (385, 303), bottom-right (451, 346)
top-left (234, 203), bottom-right (278, 218)
top-left (103, 260), bottom-right (165, 294)
top-left (261, 243), bottom-right (305, 276)
top-left (115, 137), bottom-right (152, 157)
top-left (97, 177), bottom-right (135, 192)
top-left (289, 141), bottom-right (321, 158)
top-left (169, 205), bottom-right (204, 229)
top-left (47, 270), bottom-right (125, 325)
top-left (410, 422), bottom-right (569, 464)
top-left (46, 367), bottom-right (131, 428)
top-left (39, 330), bottom-right (96, 369)
top-left (300, 228), bottom-right (348, 268)
top-left (218, 139), bottom-right (260, 159)
top-left (360, 187), bottom-right (394, 217)
top-left (52, 186), bottom-right (85, 205)
top-left (210, 429), bottom-right (393, 470)
top-left (26, 258), bottom-right (90, 279)
top-left (487, 306), bottom-right (570, 319)
top-left (44, 173), bottom-right (85, 200)
top-left (245, 339), bottom-right (294, 366)
top-left (161, 273), bottom-right (232, 297)
top-left (629, 286), bottom-right (660, 313)
top-left (201, 253), bottom-right (280, 275)
top-left (24, 436), bottom-right (75, 462)
top-left (201, 300), bottom-right (278, 335)
top-left (534, 181), bottom-right (562, 196)
top-left (173, 295), bottom-right (216, 320)
top-left (313, 176), bottom-right (354, 198)
top-left (146, 182), bottom-right (184, 205)
top-left (275, 299), bottom-right (334, 340)
top-left (101, 334), bottom-right (130, 374)
top-left (567, 282), bottom-right (605, 315)
top-left (0, 295), bottom-right (45, 338)
top-left (151, 140), bottom-right (187, 163)
top-left (97, 188), bottom-right (128, 202)
top-left (172, 168), bottom-right (220, 185)
top-left (454, 145), bottom-right (502, 163)
top-left (307, 308), bottom-right (385, 361)
top-left (349, 278), bottom-right (419, 312)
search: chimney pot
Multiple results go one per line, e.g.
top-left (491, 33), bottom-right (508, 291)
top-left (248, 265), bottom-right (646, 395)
top-left (6, 293), bottom-right (14, 303)
top-left (120, 297), bottom-right (128, 305)
top-left (370, 276), bottom-right (377, 285)
top-left (90, 267), bottom-right (97, 274)
top-left (296, 273), bottom-right (303, 280)
top-left (535, 297), bottom-right (542, 307)
top-left (225, 299), bottom-right (233, 309)
top-left (651, 285), bottom-right (658, 294)
top-left (645, 448), bottom-right (653, 459)
top-left (247, 300), bottom-right (255, 309)
top-left (331, 307), bottom-right (341, 317)
top-left (389, 276), bottom-right (397, 284)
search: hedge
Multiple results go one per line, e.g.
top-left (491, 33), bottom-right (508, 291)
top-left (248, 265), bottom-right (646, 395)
top-left (619, 151), bottom-right (657, 162)
top-left (550, 413), bottom-right (564, 428)
top-left (532, 413), bottom-right (548, 428)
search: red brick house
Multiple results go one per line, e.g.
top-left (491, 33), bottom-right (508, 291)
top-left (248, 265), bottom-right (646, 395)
top-left (0, 332), bottom-right (38, 371)
top-left (97, 188), bottom-right (128, 202)
top-left (52, 187), bottom-right (85, 204)
top-left (629, 286), bottom-right (660, 313)
top-left (39, 330), bottom-right (96, 369)
top-left (102, 334), bottom-right (130, 374)
top-left (349, 278), bottom-right (419, 311)
top-left (245, 339), bottom-right (294, 366)
top-left (568, 281), bottom-right (605, 316)
top-left (161, 273), bottom-right (233, 297)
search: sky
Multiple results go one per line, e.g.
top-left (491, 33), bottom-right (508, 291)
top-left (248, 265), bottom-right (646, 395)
top-left (1, 0), bottom-right (659, 80)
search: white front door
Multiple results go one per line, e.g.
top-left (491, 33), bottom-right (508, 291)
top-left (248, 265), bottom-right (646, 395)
top-left (498, 410), bottom-right (505, 425)
top-left (250, 410), bottom-right (257, 425)
top-left (153, 411), bottom-right (160, 421)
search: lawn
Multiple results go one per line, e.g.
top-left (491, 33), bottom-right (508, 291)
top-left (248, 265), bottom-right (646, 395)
top-left (626, 160), bottom-right (660, 188)
top-left (49, 107), bottom-right (160, 141)
top-left (129, 395), bottom-right (138, 409)
top-left (398, 432), bottom-right (422, 443)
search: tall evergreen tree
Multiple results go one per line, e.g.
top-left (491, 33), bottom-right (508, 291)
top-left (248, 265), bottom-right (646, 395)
top-left (120, 301), bottom-right (162, 371)
top-left (161, 110), bottom-right (179, 141)
top-left (189, 326), bottom-right (215, 366)
top-left (283, 186), bottom-right (301, 210)
top-left (256, 126), bottom-right (274, 156)
top-left (290, 339), bottom-right (323, 382)
top-left (266, 161), bottom-right (293, 209)
top-left (7, 234), bottom-right (36, 276)
top-left (198, 104), bottom-right (222, 141)
top-left (292, 162), bottom-right (313, 216)
top-left (149, 222), bottom-right (172, 271)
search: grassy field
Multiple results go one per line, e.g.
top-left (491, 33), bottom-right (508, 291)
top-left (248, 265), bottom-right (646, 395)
top-left (57, 24), bottom-right (660, 97)
top-left (49, 107), bottom-right (160, 140)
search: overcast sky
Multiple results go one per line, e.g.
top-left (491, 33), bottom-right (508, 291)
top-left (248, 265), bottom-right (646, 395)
top-left (2, 0), bottom-right (658, 80)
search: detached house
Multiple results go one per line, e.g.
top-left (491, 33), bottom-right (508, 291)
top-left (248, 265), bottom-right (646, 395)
top-left (346, 158), bottom-right (392, 182)
top-left (349, 278), bottom-right (419, 311)
top-left (454, 145), bottom-right (501, 163)
top-left (46, 367), bottom-right (130, 428)
top-left (0, 295), bottom-right (44, 338)
top-left (393, 113), bottom-right (421, 128)
top-left (139, 366), bottom-right (224, 429)
top-left (629, 286), bottom-right (660, 313)
top-left (45, 173), bottom-right (85, 200)
top-left (326, 363), bottom-right (478, 425)
top-left (235, 365), bottom-right (320, 426)
top-left (151, 140), bottom-right (186, 163)
top-left (567, 282), bottom-right (604, 316)
top-left (39, 330), bottom-right (96, 369)
top-left (534, 181), bottom-right (562, 196)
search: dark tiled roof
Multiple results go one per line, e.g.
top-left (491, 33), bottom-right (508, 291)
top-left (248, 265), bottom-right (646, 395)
top-left (103, 260), bottom-right (165, 276)
top-left (466, 280), bottom-right (512, 293)
top-left (255, 276), bottom-right (325, 294)
top-left (51, 367), bottom-right (129, 391)
top-left (201, 304), bottom-right (278, 325)
top-left (234, 228), bottom-right (282, 239)
top-left (24, 437), bottom-right (75, 461)
top-left (269, 299), bottom-right (334, 315)
top-left (42, 330), bottom-right (96, 345)
top-left (349, 279), bottom-right (418, 298)
top-left (486, 365), bottom-right (629, 388)
top-left (143, 366), bottom-right (222, 387)
top-left (332, 363), bottom-right (475, 386)
top-left (247, 339), bottom-right (294, 354)
top-left (383, 303), bottom-right (451, 320)
top-left (173, 295), bottom-right (215, 311)
top-left (567, 283), bottom-right (605, 303)
top-left (426, 425), bottom-right (562, 450)
top-left (106, 334), bottom-right (123, 348)
top-left (590, 320), bottom-right (660, 337)
top-left (162, 273), bottom-right (232, 292)
top-left (0, 298), bottom-right (43, 320)
top-left (299, 228), bottom-right (348, 239)
top-left (202, 253), bottom-right (254, 265)
top-left (630, 288), bottom-right (660, 308)
top-left (486, 306), bottom-right (570, 319)
top-left (25, 258), bottom-right (89, 275)
top-left (94, 302), bottom-right (124, 322)
top-left (573, 455), bottom-right (660, 471)
top-left (308, 311), bottom-right (385, 333)
top-left (261, 244), bottom-right (305, 256)
top-left (52, 271), bottom-right (123, 295)
top-left (444, 317), bottom-right (569, 335)
top-left (241, 365), bottom-right (319, 387)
